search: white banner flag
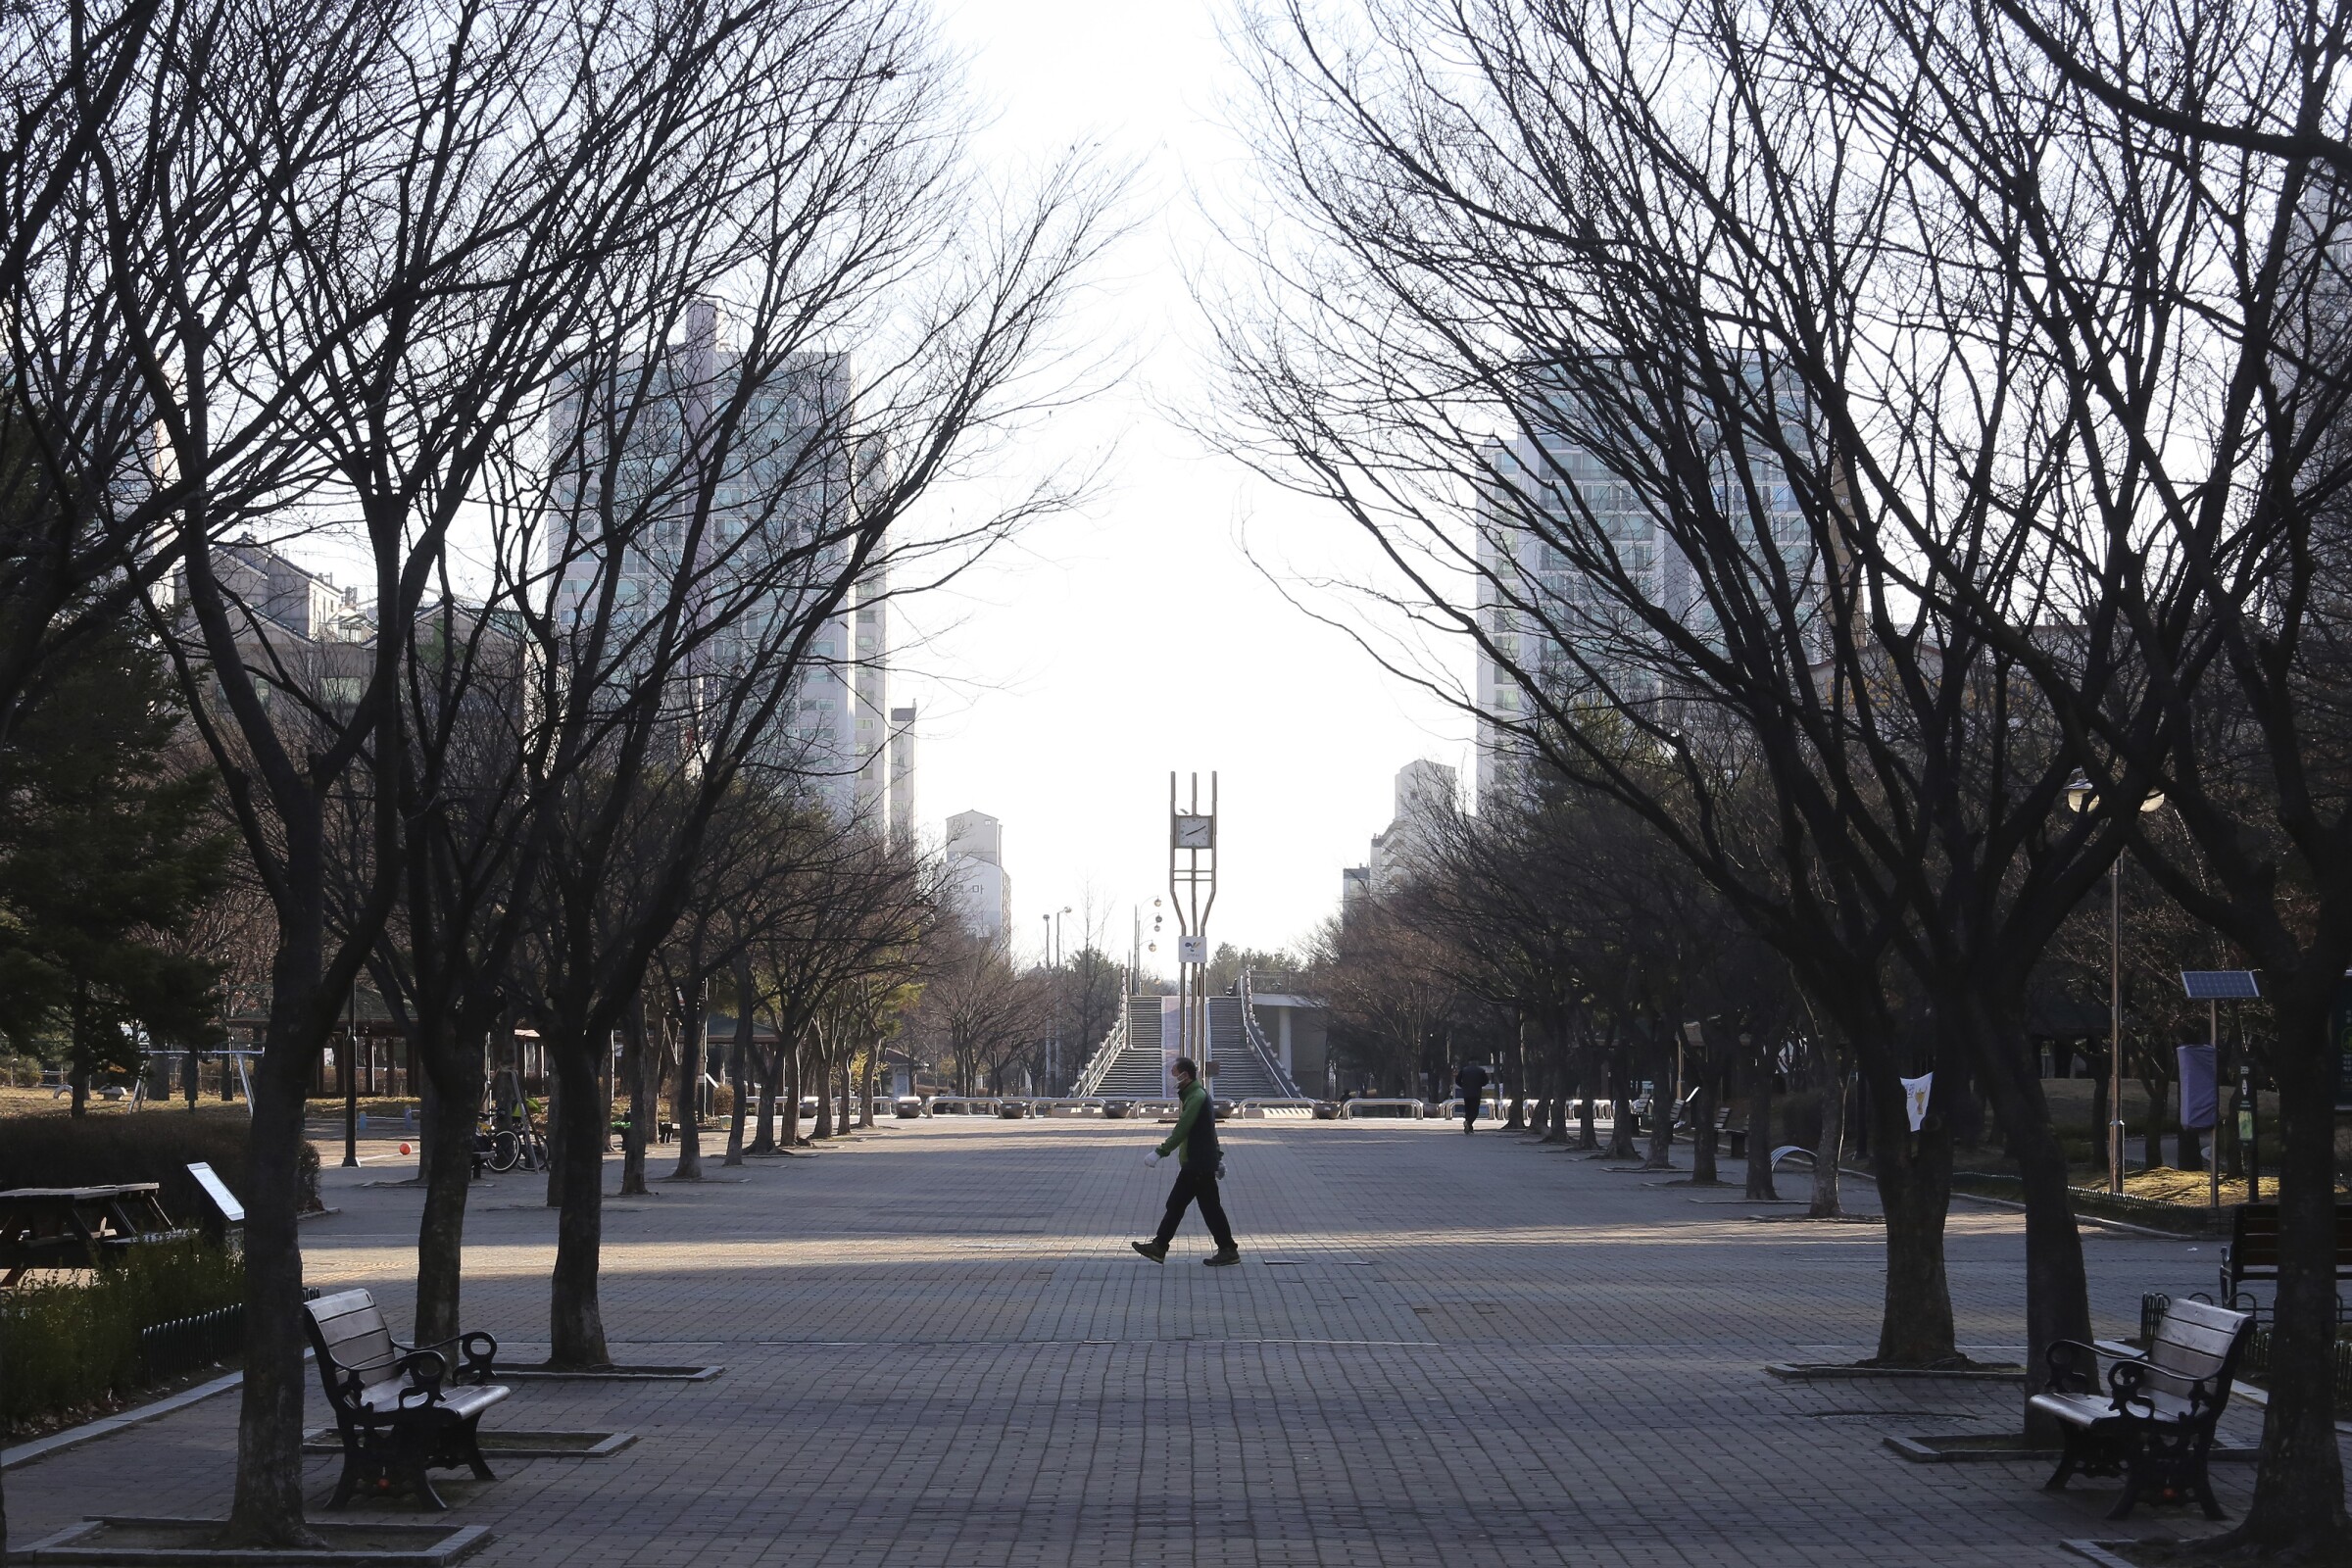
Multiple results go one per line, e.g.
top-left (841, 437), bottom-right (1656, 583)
top-left (1900, 1073), bottom-right (1933, 1132)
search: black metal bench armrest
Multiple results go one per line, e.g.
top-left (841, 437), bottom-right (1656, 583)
top-left (455, 1331), bottom-right (497, 1383)
top-left (395, 1349), bottom-right (448, 1409)
top-left (2045, 1339), bottom-right (2117, 1395)
top-left (332, 1363), bottom-right (371, 1414)
top-left (401, 1331), bottom-right (499, 1385)
top-left (2105, 1357), bottom-right (2159, 1418)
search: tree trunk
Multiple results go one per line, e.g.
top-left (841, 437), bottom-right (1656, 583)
top-left (545, 1067), bottom-right (565, 1207)
top-left (1743, 1046), bottom-right (1777, 1200)
top-left (618, 1004), bottom-right (651, 1197)
top-left (414, 1019), bottom-right (486, 1347)
top-left (813, 1046), bottom-right (835, 1138)
top-left (2140, 1078), bottom-right (2166, 1171)
top-left (69, 981), bottom-right (89, 1117)
top-left (1691, 1065), bottom-right (1719, 1185)
top-left (751, 1045), bottom-right (778, 1153)
top-left (671, 984), bottom-right (706, 1181)
top-left (226, 953), bottom-right (328, 1546)
top-left (2231, 987), bottom-right (2349, 1549)
top-left (1863, 1067), bottom-right (1959, 1367)
top-left (781, 1042), bottom-right (803, 1146)
top-left (1575, 1058), bottom-right (1598, 1149)
top-left (1642, 1033), bottom-right (1676, 1170)
top-left (723, 1028), bottom-right (748, 1167)
top-left (859, 1049), bottom-right (878, 1129)
top-left (547, 1033), bottom-right (612, 1369)
top-left (1606, 1051), bottom-right (1638, 1160)
top-left (1809, 1062), bottom-right (1843, 1219)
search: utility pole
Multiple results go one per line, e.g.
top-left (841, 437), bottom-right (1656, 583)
top-left (1169, 772), bottom-right (1218, 1096)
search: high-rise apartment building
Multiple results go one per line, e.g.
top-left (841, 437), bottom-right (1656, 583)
top-left (1473, 395), bottom-right (1817, 807)
top-left (944, 808), bottom-right (1011, 941)
top-left (549, 301), bottom-right (890, 823)
top-left (888, 705), bottom-right (916, 848)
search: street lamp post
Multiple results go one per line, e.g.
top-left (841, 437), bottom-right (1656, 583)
top-left (2065, 776), bottom-right (2167, 1196)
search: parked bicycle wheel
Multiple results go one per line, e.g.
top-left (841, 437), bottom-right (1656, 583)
top-left (488, 1130), bottom-right (520, 1173)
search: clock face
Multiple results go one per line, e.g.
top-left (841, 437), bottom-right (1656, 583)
top-left (1173, 814), bottom-right (1214, 850)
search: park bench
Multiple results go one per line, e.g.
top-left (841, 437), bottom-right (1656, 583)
top-left (2031, 1297), bottom-right (2250, 1520)
top-left (2218, 1201), bottom-right (2352, 1308)
top-left (302, 1288), bottom-right (508, 1511)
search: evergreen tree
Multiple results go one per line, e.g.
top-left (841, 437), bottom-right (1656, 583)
top-left (0, 617), bottom-right (229, 1111)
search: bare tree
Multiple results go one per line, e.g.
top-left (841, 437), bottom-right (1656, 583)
top-left (1797, 0), bottom-right (2352, 1538)
top-left (1209, 0), bottom-right (2174, 1389)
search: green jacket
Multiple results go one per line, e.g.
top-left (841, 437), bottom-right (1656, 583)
top-left (1157, 1079), bottom-right (1216, 1165)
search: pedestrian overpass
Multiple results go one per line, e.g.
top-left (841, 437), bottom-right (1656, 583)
top-left (1071, 972), bottom-right (1321, 1102)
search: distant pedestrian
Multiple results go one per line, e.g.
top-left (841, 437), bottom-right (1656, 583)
top-left (1131, 1056), bottom-right (1239, 1266)
top-left (1455, 1063), bottom-right (1491, 1134)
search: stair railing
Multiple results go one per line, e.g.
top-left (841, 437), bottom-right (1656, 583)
top-left (1237, 968), bottom-right (1309, 1100)
top-left (1069, 971), bottom-right (1131, 1098)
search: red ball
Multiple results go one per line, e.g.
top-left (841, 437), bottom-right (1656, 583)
top-left (398, 1142), bottom-right (412, 1155)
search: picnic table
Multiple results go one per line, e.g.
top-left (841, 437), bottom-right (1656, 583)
top-left (0, 1184), bottom-right (190, 1286)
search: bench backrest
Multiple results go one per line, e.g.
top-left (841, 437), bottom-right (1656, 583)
top-left (2143, 1298), bottom-right (2251, 1403)
top-left (303, 1288), bottom-right (403, 1396)
top-left (2229, 1203), bottom-right (2352, 1275)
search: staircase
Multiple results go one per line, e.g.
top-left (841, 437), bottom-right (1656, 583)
top-left (1073, 994), bottom-right (1167, 1099)
top-left (1213, 975), bottom-right (1309, 1100)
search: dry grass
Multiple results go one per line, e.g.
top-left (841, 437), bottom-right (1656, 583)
top-left (2099, 1167), bottom-right (2346, 1206)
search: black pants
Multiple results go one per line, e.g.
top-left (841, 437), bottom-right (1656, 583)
top-left (1153, 1160), bottom-right (1236, 1251)
top-left (1463, 1100), bottom-right (1480, 1133)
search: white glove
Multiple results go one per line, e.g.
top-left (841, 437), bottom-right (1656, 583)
top-left (1145, 1150), bottom-right (1162, 1166)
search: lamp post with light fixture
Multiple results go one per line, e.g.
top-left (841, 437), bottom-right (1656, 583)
top-left (2064, 777), bottom-right (2167, 1195)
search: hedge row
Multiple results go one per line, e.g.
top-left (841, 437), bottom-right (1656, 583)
top-left (1, 1238), bottom-right (245, 1432)
top-left (0, 1107), bottom-right (319, 1221)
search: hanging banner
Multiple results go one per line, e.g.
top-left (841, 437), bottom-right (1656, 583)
top-left (1900, 1073), bottom-right (1933, 1132)
top-left (2177, 1045), bottom-right (2218, 1130)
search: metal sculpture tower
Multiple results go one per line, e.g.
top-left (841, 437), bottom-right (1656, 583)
top-left (1168, 771), bottom-right (1218, 1087)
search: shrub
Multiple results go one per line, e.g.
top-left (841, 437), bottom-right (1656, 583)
top-left (1, 1238), bottom-right (244, 1432)
top-left (0, 1108), bottom-right (320, 1222)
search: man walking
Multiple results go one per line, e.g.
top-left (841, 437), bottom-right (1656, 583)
top-left (1132, 1056), bottom-right (1239, 1266)
top-left (1455, 1062), bottom-right (1491, 1134)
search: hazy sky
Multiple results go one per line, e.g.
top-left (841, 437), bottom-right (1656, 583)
top-left (902, 0), bottom-right (1471, 973)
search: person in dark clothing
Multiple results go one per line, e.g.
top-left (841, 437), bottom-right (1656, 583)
top-left (1131, 1056), bottom-right (1239, 1265)
top-left (1455, 1063), bottom-right (1491, 1134)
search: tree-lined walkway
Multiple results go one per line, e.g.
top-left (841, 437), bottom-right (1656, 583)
top-left (8, 1122), bottom-right (2280, 1565)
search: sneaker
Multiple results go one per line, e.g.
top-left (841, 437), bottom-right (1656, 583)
top-left (1203, 1249), bottom-right (1241, 1267)
top-left (1130, 1240), bottom-right (1168, 1264)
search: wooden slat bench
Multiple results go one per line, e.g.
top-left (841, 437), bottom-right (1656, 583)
top-left (302, 1288), bottom-right (508, 1510)
top-left (2031, 1297), bottom-right (2251, 1520)
top-left (2219, 1201), bottom-right (2352, 1306)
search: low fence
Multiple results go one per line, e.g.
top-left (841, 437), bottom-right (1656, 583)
top-left (137, 1302), bottom-right (246, 1385)
top-left (135, 1286), bottom-right (323, 1386)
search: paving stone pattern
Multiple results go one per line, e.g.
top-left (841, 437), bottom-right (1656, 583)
top-left (8, 1119), bottom-right (2294, 1566)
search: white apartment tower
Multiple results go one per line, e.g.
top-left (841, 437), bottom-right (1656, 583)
top-left (1474, 389), bottom-right (1816, 808)
top-left (944, 808), bottom-right (1011, 941)
top-left (888, 706), bottom-right (916, 847)
top-left (550, 301), bottom-right (891, 822)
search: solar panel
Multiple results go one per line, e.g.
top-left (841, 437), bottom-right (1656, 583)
top-left (2180, 970), bottom-right (2261, 1001)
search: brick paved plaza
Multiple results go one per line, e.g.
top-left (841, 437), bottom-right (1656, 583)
top-left (9, 1119), bottom-right (2288, 1566)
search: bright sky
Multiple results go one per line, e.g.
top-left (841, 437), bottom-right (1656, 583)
top-left (898, 0), bottom-right (1472, 973)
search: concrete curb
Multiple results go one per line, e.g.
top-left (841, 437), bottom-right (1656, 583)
top-left (2, 1371), bottom-right (244, 1470)
top-left (14, 1517), bottom-right (492, 1565)
top-left (499, 1363), bottom-right (720, 1382)
top-left (1765, 1361), bottom-right (2025, 1382)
